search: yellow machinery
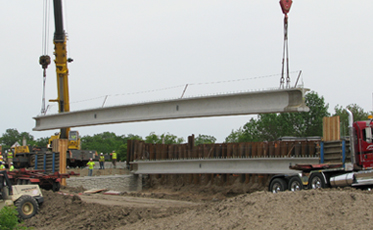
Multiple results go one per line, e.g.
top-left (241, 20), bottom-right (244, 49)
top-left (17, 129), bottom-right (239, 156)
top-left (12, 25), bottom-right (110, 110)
top-left (40, 0), bottom-right (72, 140)
top-left (38, 1), bottom-right (97, 168)
top-left (48, 130), bottom-right (81, 150)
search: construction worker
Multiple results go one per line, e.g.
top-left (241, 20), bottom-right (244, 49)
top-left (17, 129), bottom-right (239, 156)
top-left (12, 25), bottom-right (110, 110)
top-left (111, 150), bottom-right (117, 169)
top-left (9, 162), bottom-right (14, 172)
top-left (86, 158), bottom-right (95, 176)
top-left (0, 162), bottom-right (5, 171)
top-left (99, 153), bottom-right (105, 170)
top-left (7, 149), bottom-right (13, 166)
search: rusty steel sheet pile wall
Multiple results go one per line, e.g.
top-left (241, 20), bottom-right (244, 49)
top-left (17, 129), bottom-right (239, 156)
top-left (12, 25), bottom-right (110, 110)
top-left (128, 135), bottom-right (320, 189)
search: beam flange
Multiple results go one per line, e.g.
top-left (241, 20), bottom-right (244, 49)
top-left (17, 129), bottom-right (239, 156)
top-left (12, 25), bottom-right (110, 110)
top-left (33, 88), bottom-right (309, 131)
top-left (130, 157), bottom-right (319, 174)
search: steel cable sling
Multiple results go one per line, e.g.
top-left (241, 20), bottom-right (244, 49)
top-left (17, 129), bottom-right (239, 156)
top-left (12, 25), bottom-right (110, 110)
top-left (279, 0), bottom-right (292, 89)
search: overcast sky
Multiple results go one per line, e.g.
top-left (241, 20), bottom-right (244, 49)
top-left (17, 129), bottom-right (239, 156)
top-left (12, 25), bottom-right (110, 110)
top-left (1, 0), bottom-right (373, 143)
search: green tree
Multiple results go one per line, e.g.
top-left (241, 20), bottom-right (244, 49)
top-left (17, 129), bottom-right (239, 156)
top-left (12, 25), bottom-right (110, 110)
top-left (35, 137), bottom-right (50, 147)
top-left (334, 104), bottom-right (372, 136)
top-left (81, 132), bottom-right (123, 154)
top-left (117, 144), bottom-right (127, 162)
top-left (117, 134), bottom-right (143, 161)
top-left (300, 91), bottom-right (330, 136)
top-left (145, 132), bottom-right (184, 144)
top-left (0, 129), bottom-right (21, 148)
top-left (194, 134), bottom-right (217, 145)
top-left (0, 129), bottom-right (37, 150)
top-left (225, 91), bottom-right (329, 142)
top-left (225, 127), bottom-right (245, 143)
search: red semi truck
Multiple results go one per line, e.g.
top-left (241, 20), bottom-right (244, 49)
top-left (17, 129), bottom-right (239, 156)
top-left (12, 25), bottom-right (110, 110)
top-left (269, 109), bottom-right (373, 192)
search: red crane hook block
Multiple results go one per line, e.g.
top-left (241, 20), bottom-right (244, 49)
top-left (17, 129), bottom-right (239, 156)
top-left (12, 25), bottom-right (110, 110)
top-left (280, 0), bottom-right (293, 15)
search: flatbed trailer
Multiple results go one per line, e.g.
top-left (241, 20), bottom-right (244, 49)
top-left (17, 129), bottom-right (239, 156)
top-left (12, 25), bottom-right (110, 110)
top-left (7, 168), bottom-right (78, 192)
top-left (269, 109), bottom-right (373, 193)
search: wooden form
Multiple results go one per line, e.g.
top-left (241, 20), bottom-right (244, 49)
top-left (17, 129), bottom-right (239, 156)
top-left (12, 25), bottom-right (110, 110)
top-left (53, 139), bottom-right (68, 186)
top-left (323, 116), bottom-right (340, 141)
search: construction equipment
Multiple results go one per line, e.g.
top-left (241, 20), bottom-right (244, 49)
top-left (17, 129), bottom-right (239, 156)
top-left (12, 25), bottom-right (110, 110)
top-left (0, 171), bottom-right (43, 219)
top-left (12, 143), bottom-right (99, 169)
top-left (7, 168), bottom-right (72, 192)
top-left (269, 108), bottom-right (373, 192)
top-left (11, 145), bottom-right (42, 169)
top-left (37, 1), bottom-right (98, 167)
top-left (48, 130), bottom-right (81, 150)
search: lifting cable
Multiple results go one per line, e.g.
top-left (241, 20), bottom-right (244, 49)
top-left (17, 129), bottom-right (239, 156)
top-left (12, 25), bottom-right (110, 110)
top-left (40, 0), bottom-right (51, 115)
top-left (279, 0), bottom-right (292, 89)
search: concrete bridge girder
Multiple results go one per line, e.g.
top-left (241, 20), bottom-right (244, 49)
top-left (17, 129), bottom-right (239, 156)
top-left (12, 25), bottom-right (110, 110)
top-left (33, 88), bottom-right (309, 131)
top-left (130, 157), bottom-right (319, 174)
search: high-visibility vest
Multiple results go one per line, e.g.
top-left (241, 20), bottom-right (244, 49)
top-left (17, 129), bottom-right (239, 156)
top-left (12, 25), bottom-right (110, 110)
top-left (99, 156), bottom-right (105, 162)
top-left (9, 165), bottom-right (14, 171)
top-left (87, 161), bottom-right (95, 169)
top-left (112, 152), bottom-right (117, 160)
top-left (0, 165), bottom-right (5, 170)
top-left (7, 152), bottom-right (13, 159)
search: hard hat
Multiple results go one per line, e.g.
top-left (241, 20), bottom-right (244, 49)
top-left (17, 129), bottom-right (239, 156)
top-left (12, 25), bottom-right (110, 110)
top-left (100, 153), bottom-right (103, 155)
top-left (10, 162), bottom-right (13, 165)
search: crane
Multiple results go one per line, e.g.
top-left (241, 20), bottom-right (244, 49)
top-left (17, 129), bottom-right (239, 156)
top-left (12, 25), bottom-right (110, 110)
top-left (39, 0), bottom-right (79, 149)
top-left (49, 0), bottom-right (72, 139)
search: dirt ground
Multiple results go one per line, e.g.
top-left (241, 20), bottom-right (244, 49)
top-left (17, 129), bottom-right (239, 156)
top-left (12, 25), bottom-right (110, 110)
top-left (23, 183), bottom-right (373, 230)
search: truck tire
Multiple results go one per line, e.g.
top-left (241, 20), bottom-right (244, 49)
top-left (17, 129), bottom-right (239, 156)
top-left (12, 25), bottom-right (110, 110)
top-left (308, 173), bottom-right (326, 189)
top-left (288, 177), bottom-right (303, 191)
top-left (15, 195), bottom-right (39, 219)
top-left (269, 178), bottom-right (288, 193)
top-left (52, 182), bottom-right (61, 192)
top-left (1, 187), bottom-right (9, 200)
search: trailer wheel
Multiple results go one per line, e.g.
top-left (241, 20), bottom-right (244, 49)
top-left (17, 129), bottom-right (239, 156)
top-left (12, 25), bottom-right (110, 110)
top-left (15, 195), bottom-right (39, 219)
top-left (289, 177), bottom-right (303, 191)
top-left (29, 155), bottom-right (35, 168)
top-left (308, 173), bottom-right (326, 189)
top-left (52, 182), bottom-right (61, 192)
top-left (269, 178), bottom-right (287, 193)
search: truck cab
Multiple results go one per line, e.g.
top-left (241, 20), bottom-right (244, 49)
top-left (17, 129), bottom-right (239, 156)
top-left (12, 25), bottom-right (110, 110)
top-left (353, 120), bottom-right (373, 169)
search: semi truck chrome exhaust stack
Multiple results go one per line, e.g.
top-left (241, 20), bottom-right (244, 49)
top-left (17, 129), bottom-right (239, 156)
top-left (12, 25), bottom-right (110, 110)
top-left (346, 109), bottom-right (356, 167)
top-left (330, 173), bottom-right (354, 187)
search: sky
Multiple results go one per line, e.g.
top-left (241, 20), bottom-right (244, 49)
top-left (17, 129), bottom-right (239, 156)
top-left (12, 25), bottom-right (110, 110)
top-left (1, 0), bottom-right (373, 143)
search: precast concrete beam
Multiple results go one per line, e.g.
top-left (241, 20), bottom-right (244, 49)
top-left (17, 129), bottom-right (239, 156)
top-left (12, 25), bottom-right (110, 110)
top-left (33, 88), bottom-right (309, 131)
top-left (130, 157), bottom-right (319, 174)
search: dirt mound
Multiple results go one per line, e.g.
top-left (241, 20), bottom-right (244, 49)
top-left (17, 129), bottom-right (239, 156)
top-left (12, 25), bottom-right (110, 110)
top-left (124, 188), bottom-right (373, 230)
top-left (24, 188), bottom-right (373, 230)
top-left (24, 190), bottom-right (188, 230)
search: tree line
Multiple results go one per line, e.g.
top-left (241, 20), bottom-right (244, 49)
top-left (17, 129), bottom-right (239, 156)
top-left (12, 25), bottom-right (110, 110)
top-left (1, 91), bottom-right (371, 161)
